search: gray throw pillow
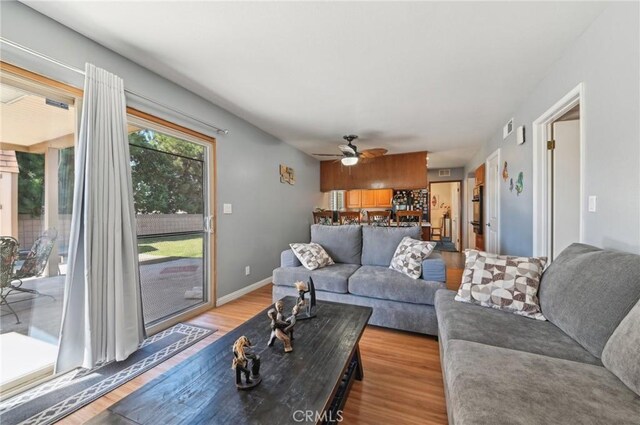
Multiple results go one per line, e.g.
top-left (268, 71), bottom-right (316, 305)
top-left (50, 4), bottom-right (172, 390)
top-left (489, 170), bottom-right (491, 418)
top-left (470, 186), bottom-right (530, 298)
top-left (389, 237), bottom-right (436, 279)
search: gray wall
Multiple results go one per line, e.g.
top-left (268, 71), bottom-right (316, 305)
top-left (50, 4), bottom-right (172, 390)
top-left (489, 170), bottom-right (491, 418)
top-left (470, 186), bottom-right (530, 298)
top-left (428, 167), bottom-right (466, 183)
top-left (0, 1), bottom-right (322, 299)
top-left (465, 2), bottom-right (640, 256)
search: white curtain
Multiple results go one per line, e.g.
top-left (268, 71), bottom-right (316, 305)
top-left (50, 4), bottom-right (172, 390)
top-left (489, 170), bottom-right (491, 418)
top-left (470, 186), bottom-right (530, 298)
top-left (56, 64), bottom-right (145, 373)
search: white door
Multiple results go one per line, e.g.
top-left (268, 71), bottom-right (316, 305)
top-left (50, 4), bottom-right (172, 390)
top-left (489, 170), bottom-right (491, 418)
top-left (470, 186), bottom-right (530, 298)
top-left (451, 182), bottom-right (461, 251)
top-left (485, 150), bottom-right (501, 253)
top-left (552, 120), bottom-right (581, 259)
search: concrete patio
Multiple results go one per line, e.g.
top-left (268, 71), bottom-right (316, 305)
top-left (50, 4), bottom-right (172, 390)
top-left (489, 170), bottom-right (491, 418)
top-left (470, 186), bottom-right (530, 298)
top-left (1, 257), bottom-right (205, 342)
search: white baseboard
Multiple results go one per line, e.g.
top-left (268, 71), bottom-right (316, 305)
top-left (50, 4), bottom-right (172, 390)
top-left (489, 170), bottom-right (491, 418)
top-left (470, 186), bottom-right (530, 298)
top-left (216, 276), bottom-right (273, 306)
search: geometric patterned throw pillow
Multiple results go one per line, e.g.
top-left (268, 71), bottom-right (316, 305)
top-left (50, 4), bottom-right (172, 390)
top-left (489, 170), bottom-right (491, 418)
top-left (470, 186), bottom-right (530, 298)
top-left (455, 250), bottom-right (548, 320)
top-left (389, 237), bottom-right (436, 279)
top-left (289, 242), bottom-right (335, 271)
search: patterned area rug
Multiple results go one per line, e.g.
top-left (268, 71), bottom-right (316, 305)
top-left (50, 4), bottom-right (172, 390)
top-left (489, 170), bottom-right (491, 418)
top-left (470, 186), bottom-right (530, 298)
top-left (0, 323), bottom-right (214, 425)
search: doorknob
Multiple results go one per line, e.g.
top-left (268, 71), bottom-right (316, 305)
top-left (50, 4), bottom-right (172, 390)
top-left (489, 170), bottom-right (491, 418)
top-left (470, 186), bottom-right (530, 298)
top-left (486, 223), bottom-right (491, 227)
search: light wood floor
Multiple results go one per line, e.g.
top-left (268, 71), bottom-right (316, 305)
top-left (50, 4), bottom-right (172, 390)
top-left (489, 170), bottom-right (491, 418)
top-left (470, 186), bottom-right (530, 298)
top-left (61, 253), bottom-right (464, 425)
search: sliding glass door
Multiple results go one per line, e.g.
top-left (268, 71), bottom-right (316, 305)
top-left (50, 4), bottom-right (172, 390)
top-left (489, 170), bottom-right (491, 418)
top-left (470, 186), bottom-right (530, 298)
top-left (0, 71), bottom-right (78, 394)
top-left (128, 119), bottom-right (212, 327)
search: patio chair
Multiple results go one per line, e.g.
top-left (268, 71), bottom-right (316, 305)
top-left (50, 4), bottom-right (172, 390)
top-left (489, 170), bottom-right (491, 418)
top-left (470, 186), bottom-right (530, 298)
top-left (0, 236), bottom-right (21, 323)
top-left (11, 229), bottom-right (58, 300)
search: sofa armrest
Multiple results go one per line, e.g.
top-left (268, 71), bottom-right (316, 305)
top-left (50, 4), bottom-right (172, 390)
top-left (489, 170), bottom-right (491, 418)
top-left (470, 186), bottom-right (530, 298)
top-left (422, 252), bottom-right (446, 283)
top-left (281, 249), bottom-right (302, 268)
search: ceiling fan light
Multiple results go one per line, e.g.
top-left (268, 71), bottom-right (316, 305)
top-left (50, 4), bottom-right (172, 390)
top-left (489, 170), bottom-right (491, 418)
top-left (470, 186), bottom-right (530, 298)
top-left (341, 156), bottom-right (359, 166)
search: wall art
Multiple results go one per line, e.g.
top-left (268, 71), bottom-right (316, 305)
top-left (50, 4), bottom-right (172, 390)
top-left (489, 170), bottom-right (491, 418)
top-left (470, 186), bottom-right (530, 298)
top-left (515, 172), bottom-right (524, 196)
top-left (279, 164), bottom-right (295, 185)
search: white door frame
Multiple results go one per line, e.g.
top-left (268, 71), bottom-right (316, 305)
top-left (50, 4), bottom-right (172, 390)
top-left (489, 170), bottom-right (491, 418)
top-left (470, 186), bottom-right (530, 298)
top-left (486, 148), bottom-right (501, 254)
top-left (532, 83), bottom-right (585, 257)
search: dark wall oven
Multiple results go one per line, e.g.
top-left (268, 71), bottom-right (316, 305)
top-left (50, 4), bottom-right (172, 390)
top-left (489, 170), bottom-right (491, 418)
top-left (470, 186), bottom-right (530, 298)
top-left (471, 186), bottom-right (483, 234)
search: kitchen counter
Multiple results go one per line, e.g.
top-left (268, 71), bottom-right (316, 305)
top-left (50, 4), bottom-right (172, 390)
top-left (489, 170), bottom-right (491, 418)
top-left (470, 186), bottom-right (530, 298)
top-left (326, 222), bottom-right (431, 227)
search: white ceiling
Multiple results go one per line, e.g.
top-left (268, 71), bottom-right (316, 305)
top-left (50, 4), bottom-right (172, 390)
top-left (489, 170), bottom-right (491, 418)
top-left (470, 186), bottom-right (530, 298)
top-left (23, 1), bottom-right (606, 168)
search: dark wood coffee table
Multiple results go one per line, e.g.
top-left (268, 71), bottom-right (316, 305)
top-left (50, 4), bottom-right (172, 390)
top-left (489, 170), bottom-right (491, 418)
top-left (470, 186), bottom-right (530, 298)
top-left (89, 297), bottom-right (372, 425)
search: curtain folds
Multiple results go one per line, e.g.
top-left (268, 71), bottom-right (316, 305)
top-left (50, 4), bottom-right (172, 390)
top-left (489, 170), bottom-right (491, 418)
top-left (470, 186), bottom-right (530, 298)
top-left (56, 64), bottom-right (145, 374)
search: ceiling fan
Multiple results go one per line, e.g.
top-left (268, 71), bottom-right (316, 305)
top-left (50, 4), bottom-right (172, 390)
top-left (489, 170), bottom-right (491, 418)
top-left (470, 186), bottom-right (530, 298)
top-left (312, 135), bottom-right (388, 166)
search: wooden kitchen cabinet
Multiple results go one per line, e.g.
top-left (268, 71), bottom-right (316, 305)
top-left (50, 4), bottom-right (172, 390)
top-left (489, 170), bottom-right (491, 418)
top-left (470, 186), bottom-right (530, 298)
top-left (346, 189), bottom-right (394, 208)
top-left (346, 190), bottom-right (362, 208)
top-left (375, 189), bottom-right (393, 207)
top-left (475, 164), bottom-right (485, 186)
top-left (320, 151), bottom-right (429, 191)
top-left (361, 190), bottom-right (377, 208)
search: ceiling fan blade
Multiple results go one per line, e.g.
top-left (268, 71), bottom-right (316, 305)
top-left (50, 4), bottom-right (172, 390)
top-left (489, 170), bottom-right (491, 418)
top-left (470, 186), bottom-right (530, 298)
top-left (338, 144), bottom-right (356, 155)
top-left (359, 148), bottom-right (388, 159)
top-left (312, 153), bottom-right (344, 157)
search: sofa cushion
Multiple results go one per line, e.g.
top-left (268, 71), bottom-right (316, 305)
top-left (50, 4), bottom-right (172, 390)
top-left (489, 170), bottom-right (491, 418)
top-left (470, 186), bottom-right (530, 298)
top-left (538, 243), bottom-right (640, 358)
top-left (455, 249), bottom-right (547, 321)
top-left (602, 300), bottom-right (640, 396)
top-left (272, 263), bottom-right (359, 294)
top-left (311, 224), bottom-right (362, 264)
top-left (435, 290), bottom-right (600, 365)
top-left (361, 226), bottom-right (422, 267)
top-left (444, 340), bottom-right (640, 425)
top-left (348, 265), bottom-right (445, 305)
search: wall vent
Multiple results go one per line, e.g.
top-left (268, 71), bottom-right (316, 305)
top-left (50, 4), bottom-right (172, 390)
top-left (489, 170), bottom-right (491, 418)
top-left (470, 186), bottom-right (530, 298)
top-left (438, 169), bottom-right (451, 177)
top-left (503, 118), bottom-right (514, 139)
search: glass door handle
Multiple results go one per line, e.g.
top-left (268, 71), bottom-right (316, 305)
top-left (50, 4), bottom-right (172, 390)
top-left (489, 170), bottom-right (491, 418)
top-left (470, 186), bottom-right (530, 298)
top-left (205, 216), bottom-right (214, 234)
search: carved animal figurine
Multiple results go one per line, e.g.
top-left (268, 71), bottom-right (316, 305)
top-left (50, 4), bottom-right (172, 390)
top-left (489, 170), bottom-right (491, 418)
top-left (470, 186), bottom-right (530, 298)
top-left (232, 336), bottom-right (261, 390)
top-left (294, 277), bottom-right (317, 320)
top-left (267, 301), bottom-right (293, 353)
top-left (284, 303), bottom-right (300, 341)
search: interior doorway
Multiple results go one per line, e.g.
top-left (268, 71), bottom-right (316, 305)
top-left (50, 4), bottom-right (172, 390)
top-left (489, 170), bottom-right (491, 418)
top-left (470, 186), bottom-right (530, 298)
top-left (533, 83), bottom-right (584, 260)
top-left (550, 106), bottom-right (581, 259)
top-left (428, 181), bottom-right (462, 251)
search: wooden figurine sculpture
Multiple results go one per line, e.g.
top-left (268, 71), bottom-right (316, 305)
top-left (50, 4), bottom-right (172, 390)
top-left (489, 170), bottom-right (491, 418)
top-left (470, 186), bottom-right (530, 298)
top-left (267, 300), bottom-right (295, 353)
top-left (232, 336), bottom-right (261, 390)
top-left (295, 277), bottom-right (317, 320)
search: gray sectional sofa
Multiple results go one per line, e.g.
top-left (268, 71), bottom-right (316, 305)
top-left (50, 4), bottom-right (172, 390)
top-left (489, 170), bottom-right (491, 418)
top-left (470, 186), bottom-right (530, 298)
top-left (436, 243), bottom-right (640, 424)
top-left (272, 224), bottom-right (447, 335)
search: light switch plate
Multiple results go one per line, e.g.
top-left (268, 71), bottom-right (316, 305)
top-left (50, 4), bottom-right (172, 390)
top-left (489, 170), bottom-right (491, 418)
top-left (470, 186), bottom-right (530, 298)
top-left (588, 196), bottom-right (597, 212)
top-left (516, 125), bottom-right (525, 145)
top-left (223, 203), bottom-right (233, 214)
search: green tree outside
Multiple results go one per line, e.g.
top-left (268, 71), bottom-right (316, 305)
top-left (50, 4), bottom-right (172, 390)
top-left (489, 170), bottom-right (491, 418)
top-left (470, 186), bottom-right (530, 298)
top-left (129, 130), bottom-right (204, 214)
top-left (16, 152), bottom-right (45, 216)
top-left (15, 130), bottom-right (203, 217)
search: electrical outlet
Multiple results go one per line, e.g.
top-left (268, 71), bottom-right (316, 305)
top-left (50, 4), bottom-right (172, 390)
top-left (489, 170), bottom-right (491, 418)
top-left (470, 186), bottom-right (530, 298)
top-left (223, 203), bottom-right (233, 214)
top-left (245, 266), bottom-right (251, 276)
top-left (588, 196), bottom-right (597, 212)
